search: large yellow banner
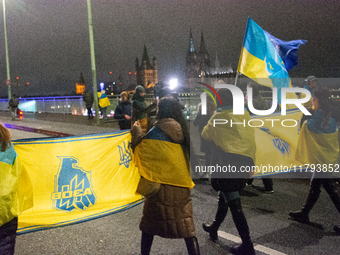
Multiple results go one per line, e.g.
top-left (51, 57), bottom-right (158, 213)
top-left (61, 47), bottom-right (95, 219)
top-left (13, 130), bottom-right (143, 234)
top-left (252, 108), bottom-right (306, 177)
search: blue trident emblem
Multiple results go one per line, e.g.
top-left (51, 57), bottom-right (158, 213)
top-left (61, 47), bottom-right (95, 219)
top-left (51, 156), bottom-right (96, 212)
top-left (118, 141), bottom-right (132, 168)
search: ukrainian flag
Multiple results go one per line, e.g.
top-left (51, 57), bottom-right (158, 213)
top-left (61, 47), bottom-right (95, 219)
top-left (0, 145), bottom-right (33, 227)
top-left (238, 18), bottom-right (290, 91)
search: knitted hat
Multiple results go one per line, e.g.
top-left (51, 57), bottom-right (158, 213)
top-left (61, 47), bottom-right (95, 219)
top-left (135, 85), bottom-right (145, 94)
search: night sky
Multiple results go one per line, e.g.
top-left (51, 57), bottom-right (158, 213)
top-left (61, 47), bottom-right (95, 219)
top-left (0, 0), bottom-right (339, 97)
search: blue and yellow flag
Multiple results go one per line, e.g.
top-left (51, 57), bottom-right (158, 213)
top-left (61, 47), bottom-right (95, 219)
top-left (0, 145), bottom-right (33, 227)
top-left (237, 18), bottom-right (306, 102)
top-left (238, 18), bottom-right (289, 89)
top-left (13, 131), bottom-right (143, 234)
top-left (251, 109), bottom-right (306, 177)
top-left (265, 32), bottom-right (306, 71)
top-left (296, 122), bottom-right (339, 166)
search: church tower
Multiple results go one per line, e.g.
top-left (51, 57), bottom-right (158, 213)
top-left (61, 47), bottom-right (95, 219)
top-left (135, 45), bottom-right (158, 90)
top-left (76, 72), bottom-right (85, 94)
top-left (185, 30), bottom-right (211, 80)
top-left (185, 29), bottom-right (200, 79)
top-left (198, 32), bottom-right (210, 77)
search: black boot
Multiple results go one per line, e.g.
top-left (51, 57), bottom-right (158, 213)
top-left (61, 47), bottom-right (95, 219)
top-left (185, 236), bottom-right (200, 255)
top-left (328, 189), bottom-right (340, 234)
top-left (202, 196), bottom-right (228, 241)
top-left (328, 190), bottom-right (340, 213)
top-left (228, 198), bottom-right (255, 255)
top-left (289, 189), bottom-right (320, 223)
top-left (334, 225), bottom-right (340, 235)
top-left (141, 232), bottom-right (154, 255)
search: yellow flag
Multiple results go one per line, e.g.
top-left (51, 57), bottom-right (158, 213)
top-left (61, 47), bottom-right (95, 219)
top-left (13, 131), bottom-right (143, 234)
top-left (0, 146), bottom-right (33, 226)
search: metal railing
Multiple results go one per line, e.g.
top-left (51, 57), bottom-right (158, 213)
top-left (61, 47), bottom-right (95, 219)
top-left (0, 94), bottom-right (201, 120)
top-left (3, 91), bottom-right (337, 120)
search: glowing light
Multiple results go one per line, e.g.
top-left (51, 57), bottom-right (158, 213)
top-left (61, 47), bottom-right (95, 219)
top-left (100, 83), bottom-right (104, 91)
top-left (169, 78), bottom-right (178, 90)
top-left (18, 100), bottom-right (36, 112)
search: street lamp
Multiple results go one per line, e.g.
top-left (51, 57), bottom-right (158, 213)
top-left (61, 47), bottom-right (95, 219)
top-left (3, 0), bottom-right (11, 99)
top-left (87, 0), bottom-right (100, 125)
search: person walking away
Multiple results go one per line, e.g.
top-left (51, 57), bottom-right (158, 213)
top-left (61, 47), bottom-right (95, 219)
top-left (8, 95), bottom-right (19, 120)
top-left (245, 82), bottom-right (273, 193)
top-left (131, 97), bottom-right (200, 255)
top-left (288, 86), bottom-right (340, 235)
top-left (83, 89), bottom-right (94, 119)
top-left (201, 88), bottom-right (256, 255)
top-left (193, 92), bottom-right (216, 171)
top-left (0, 122), bottom-right (33, 254)
top-left (131, 85), bottom-right (156, 134)
top-left (114, 91), bottom-right (132, 130)
top-left (98, 90), bottom-right (110, 122)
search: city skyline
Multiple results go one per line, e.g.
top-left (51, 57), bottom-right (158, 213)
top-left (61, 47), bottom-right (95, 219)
top-left (0, 0), bottom-right (339, 97)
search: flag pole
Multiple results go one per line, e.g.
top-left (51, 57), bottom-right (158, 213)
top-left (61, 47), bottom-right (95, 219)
top-left (3, 0), bottom-right (11, 100)
top-left (234, 17), bottom-right (251, 87)
top-left (234, 72), bottom-right (239, 86)
top-left (87, 0), bottom-right (100, 125)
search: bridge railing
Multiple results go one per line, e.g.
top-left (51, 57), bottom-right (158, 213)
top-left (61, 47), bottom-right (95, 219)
top-left (0, 95), bottom-right (201, 120)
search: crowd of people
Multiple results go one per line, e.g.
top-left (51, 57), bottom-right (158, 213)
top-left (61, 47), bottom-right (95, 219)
top-left (1, 78), bottom-right (339, 255)
top-left (128, 78), bottom-right (339, 255)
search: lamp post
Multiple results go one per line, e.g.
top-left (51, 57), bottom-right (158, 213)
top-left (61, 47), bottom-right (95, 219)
top-left (3, 0), bottom-right (11, 100)
top-left (87, 0), bottom-right (100, 125)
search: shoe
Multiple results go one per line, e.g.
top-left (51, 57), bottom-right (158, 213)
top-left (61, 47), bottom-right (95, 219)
top-left (289, 211), bottom-right (309, 223)
top-left (257, 186), bottom-right (274, 194)
top-left (229, 242), bottom-right (255, 255)
top-left (334, 225), bottom-right (340, 235)
top-left (202, 223), bottom-right (218, 241)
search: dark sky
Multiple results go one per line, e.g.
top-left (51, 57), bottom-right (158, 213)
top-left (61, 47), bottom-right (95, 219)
top-left (0, 0), bottom-right (339, 97)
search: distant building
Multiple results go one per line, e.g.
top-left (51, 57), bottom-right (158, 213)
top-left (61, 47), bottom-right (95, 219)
top-left (185, 30), bottom-right (235, 89)
top-left (135, 45), bottom-right (158, 92)
top-left (185, 30), bottom-right (210, 81)
top-left (76, 73), bottom-right (85, 94)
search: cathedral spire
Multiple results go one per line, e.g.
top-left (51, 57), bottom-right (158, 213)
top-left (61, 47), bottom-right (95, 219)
top-left (188, 28), bottom-right (195, 53)
top-left (199, 32), bottom-right (208, 54)
top-left (141, 44), bottom-right (152, 69)
top-left (78, 72), bottom-right (85, 85)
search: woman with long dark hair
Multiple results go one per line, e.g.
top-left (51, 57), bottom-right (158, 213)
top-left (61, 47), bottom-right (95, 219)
top-left (131, 97), bottom-right (200, 255)
top-left (289, 86), bottom-right (340, 235)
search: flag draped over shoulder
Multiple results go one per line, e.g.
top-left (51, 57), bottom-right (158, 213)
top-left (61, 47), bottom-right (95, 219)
top-left (237, 18), bottom-right (306, 93)
top-left (296, 122), bottom-right (339, 166)
top-left (0, 145), bottom-right (33, 227)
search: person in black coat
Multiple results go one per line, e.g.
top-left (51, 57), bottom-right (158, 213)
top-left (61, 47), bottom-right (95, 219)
top-left (83, 89), bottom-right (94, 119)
top-left (114, 91), bottom-right (132, 130)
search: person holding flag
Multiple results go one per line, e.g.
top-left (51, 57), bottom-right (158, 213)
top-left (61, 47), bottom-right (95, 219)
top-left (0, 122), bottom-right (33, 254)
top-left (98, 89), bottom-right (110, 122)
top-left (201, 88), bottom-right (256, 255)
top-left (131, 97), bottom-right (200, 255)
